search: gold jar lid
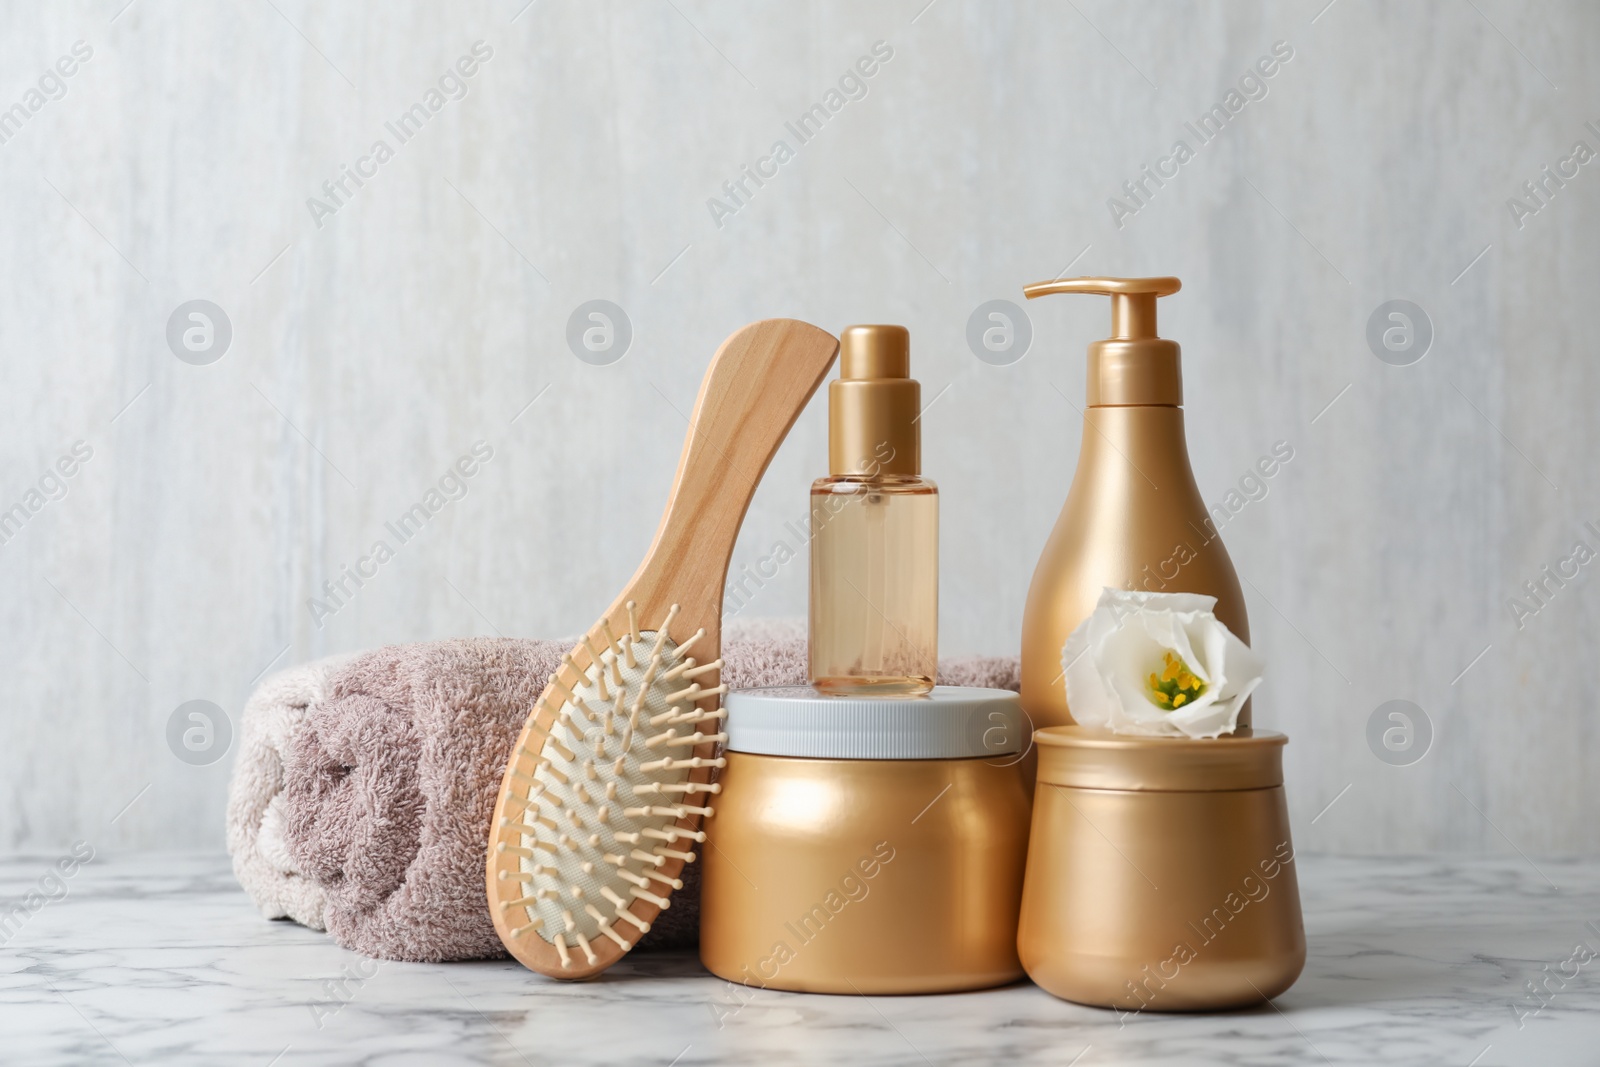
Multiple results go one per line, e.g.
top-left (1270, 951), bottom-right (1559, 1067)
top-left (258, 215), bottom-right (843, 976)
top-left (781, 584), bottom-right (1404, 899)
top-left (1034, 725), bottom-right (1285, 792)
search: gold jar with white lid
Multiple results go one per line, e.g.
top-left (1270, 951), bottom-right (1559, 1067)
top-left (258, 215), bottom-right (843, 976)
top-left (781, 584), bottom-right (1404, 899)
top-left (700, 685), bottom-right (1031, 994)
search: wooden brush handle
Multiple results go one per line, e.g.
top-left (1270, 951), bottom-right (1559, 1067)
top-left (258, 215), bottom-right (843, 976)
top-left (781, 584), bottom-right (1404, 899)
top-left (607, 318), bottom-right (840, 649)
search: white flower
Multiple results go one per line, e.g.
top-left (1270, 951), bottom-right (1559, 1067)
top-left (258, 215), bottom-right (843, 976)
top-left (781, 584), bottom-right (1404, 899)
top-left (1062, 588), bottom-right (1265, 739)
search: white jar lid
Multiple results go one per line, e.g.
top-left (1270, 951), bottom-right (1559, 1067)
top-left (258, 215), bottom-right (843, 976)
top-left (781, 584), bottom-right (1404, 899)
top-left (724, 685), bottom-right (1026, 760)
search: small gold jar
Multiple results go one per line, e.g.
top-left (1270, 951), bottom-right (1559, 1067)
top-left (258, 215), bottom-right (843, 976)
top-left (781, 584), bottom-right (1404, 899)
top-left (700, 686), bottom-right (1032, 994)
top-left (1017, 726), bottom-right (1305, 1011)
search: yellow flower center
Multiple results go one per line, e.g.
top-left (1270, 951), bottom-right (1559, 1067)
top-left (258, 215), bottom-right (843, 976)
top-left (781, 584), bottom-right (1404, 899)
top-left (1147, 650), bottom-right (1207, 711)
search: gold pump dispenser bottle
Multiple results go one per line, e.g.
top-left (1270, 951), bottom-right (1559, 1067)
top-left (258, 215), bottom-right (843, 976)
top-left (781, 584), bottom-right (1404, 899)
top-left (1018, 278), bottom-right (1249, 730)
top-left (810, 325), bottom-right (938, 696)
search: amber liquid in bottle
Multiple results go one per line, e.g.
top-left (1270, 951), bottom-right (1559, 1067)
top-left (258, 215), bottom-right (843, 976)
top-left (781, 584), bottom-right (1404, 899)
top-left (809, 474), bottom-right (938, 695)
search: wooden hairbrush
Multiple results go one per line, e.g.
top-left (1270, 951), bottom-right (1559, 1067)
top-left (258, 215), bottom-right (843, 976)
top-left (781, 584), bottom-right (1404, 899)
top-left (486, 318), bottom-right (839, 978)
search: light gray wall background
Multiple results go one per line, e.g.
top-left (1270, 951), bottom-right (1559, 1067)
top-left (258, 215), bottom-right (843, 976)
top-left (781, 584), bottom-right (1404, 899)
top-left (2, 0), bottom-right (1596, 856)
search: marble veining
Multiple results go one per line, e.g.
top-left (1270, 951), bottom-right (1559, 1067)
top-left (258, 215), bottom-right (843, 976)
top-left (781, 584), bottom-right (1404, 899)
top-left (2, 853), bottom-right (1598, 1065)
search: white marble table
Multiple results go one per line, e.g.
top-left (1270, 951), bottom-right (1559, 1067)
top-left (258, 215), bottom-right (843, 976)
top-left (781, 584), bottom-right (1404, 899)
top-left (1, 853), bottom-right (1596, 1066)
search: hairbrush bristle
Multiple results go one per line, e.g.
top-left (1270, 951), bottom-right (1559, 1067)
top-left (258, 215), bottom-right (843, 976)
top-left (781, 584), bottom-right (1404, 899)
top-left (496, 604), bottom-right (723, 966)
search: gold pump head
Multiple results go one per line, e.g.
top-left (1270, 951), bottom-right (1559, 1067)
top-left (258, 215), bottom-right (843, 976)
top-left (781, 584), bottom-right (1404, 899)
top-left (829, 324), bottom-right (919, 476)
top-left (1023, 276), bottom-right (1183, 406)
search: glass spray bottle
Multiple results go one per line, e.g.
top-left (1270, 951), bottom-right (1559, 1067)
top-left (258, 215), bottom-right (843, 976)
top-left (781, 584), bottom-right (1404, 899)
top-left (809, 325), bottom-right (938, 696)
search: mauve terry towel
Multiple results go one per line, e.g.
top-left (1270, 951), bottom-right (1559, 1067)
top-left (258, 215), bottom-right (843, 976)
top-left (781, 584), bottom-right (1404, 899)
top-left (282, 637), bottom-right (564, 963)
top-left (272, 625), bottom-right (1020, 963)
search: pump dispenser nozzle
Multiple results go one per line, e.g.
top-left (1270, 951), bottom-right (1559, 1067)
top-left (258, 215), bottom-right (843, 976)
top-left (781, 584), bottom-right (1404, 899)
top-left (1022, 276), bottom-right (1180, 336)
top-left (1024, 277), bottom-right (1183, 406)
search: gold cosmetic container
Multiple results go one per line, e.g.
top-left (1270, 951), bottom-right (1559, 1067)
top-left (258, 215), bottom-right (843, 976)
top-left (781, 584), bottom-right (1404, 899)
top-left (1017, 726), bottom-right (1305, 1011)
top-left (700, 686), bottom-right (1031, 994)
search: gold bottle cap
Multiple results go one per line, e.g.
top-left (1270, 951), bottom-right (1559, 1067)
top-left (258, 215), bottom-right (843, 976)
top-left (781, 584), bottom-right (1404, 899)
top-left (1034, 725), bottom-right (1285, 792)
top-left (829, 324), bottom-right (919, 477)
top-left (1022, 276), bottom-right (1183, 407)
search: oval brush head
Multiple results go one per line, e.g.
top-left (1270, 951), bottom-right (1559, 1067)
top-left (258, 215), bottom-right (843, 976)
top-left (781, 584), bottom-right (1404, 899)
top-left (494, 602), bottom-right (726, 971)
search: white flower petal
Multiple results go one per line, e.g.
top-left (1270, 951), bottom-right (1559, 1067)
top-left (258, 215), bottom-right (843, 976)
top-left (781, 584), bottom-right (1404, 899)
top-left (1156, 613), bottom-right (1210, 684)
top-left (1188, 616), bottom-right (1227, 690)
top-left (1167, 696), bottom-right (1238, 739)
top-left (1218, 629), bottom-right (1267, 704)
top-left (1062, 614), bottom-right (1111, 728)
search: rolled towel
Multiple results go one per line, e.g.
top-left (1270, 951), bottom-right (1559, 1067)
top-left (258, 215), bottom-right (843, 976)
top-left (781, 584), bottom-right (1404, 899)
top-left (282, 637), bottom-right (563, 963)
top-left (263, 626), bottom-right (1019, 962)
top-left (225, 653), bottom-right (353, 930)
